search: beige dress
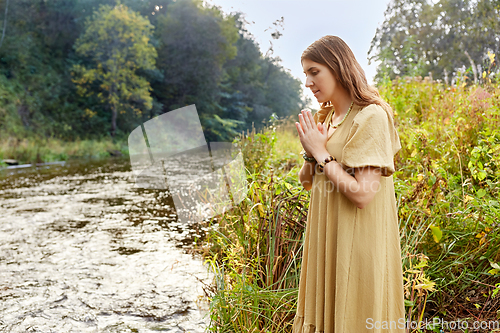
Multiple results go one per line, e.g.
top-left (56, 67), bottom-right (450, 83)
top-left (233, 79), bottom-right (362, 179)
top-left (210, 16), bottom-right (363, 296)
top-left (293, 103), bottom-right (406, 333)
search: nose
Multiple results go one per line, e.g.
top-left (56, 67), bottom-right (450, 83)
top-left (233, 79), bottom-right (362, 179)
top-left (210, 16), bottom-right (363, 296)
top-left (305, 75), bottom-right (313, 88)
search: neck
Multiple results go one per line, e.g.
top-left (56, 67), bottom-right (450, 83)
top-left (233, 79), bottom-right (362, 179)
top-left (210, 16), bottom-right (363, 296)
top-left (330, 87), bottom-right (352, 118)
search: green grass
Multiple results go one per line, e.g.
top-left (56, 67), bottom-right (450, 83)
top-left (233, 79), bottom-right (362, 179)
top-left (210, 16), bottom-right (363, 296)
top-left (0, 136), bottom-right (129, 165)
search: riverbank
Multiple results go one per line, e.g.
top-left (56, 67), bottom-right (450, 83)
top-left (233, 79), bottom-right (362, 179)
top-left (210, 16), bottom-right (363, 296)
top-left (200, 80), bottom-right (500, 332)
top-left (0, 136), bottom-right (128, 167)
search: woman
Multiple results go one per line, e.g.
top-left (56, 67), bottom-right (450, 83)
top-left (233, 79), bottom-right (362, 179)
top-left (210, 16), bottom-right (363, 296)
top-left (293, 35), bottom-right (406, 332)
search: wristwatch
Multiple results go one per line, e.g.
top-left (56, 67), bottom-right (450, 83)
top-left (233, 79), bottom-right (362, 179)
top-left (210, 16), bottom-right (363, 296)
top-left (302, 151), bottom-right (316, 163)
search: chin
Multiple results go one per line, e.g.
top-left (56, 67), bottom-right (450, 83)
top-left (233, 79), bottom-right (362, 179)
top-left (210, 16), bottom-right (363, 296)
top-left (316, 97), bottom-right (328, 104)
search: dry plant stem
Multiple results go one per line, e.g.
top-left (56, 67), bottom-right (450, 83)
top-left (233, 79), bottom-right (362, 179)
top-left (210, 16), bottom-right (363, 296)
top-left (407, 255), bottom-right (416, 325)
top-left (417, 293), bottom-right (428, 329)
top-left (444, 130), bottom-right (465, 206)
top-left (469, 279), bottom-right (499, 289)
top-left (478, 291), bottom-right (491, 319)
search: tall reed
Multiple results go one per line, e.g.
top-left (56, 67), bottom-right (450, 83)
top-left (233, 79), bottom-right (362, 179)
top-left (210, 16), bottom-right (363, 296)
top-left (203, 118), bottom-right (309, 332)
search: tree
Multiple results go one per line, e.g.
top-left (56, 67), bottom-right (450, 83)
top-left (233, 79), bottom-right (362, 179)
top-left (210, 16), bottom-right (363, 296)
top-left (0, 0), bottom-right (9, 49)
top-left (0, 0), bottom-right (305, 142)
top-left (219, 13), bottom-right (306, 131)
top-left (369, 0), bottom-right (500, 83)
top-left (153, 0), bottom-right (240, 141)
top-left (71, 2), bottom-right (157, 137)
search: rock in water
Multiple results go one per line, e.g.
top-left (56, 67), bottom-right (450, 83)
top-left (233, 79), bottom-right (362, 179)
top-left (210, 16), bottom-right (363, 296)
top-left (107, 149), bottom-right (123, 157)
top-left (2, 159), bottom-right (18, 165)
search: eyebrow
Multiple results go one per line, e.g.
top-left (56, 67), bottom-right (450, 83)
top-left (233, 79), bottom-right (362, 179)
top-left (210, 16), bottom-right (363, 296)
top-left (303, 67), bottom-right (318, 74)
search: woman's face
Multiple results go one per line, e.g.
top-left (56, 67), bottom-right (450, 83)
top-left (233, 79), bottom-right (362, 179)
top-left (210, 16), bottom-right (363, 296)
top-left (302, 58), bottom-right (338, 104)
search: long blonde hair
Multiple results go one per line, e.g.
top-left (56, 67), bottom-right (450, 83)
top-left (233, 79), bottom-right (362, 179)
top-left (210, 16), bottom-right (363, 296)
top-left (301, 35), bottom-right (391, 113)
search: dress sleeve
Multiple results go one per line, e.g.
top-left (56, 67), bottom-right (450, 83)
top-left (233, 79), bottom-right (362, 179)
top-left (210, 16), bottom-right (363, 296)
top-left (340, 104), bottom-right (402, 177)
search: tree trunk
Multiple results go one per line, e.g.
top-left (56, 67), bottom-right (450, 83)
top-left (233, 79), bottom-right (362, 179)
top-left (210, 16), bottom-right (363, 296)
top-left (264, 61), bottom-right (273, 85)
top-left (464, 50), bottom-right (478, 84)
top-left (0, 0), bottom-right (10, 49)
top-left (110, 81), bottom-right (118, 137)
top-left (111, 103), bottom-right (117, 137)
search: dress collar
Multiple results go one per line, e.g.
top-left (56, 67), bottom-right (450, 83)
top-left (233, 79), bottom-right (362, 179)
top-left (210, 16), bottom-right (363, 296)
top-left (314, 105), bottom-right (335, 124)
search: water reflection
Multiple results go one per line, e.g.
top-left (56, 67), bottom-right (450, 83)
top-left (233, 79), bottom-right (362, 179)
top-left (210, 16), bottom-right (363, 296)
top-left (0, 157), bottom-right (212, 332)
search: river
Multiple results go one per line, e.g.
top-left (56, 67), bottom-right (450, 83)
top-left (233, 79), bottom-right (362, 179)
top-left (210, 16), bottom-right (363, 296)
top-left (0, 157), bottom-right (212, 332)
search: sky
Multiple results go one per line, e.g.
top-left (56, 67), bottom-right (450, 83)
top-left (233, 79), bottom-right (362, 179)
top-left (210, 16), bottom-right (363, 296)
top-left (204, 0), bottom-right (392, 108)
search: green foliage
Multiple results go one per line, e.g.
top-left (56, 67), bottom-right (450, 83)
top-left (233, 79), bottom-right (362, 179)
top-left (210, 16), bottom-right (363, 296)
top-left (153, 0), bottom-right (240, 141)
top-left (71, 2), bottom-right (157, 137)
top-left (0, 136), bottom-right (127, 164)
top-left (370, 0), bottom-right (500, 82)
top-left (203, 141), bottom-right (308, 331)
top-left (199, 118), bottom-right (305, 332)
top-left (0, 0), bottom-right (103, 140)
top-left (0, 0), bottom-right (305, 145)
top-left (372, 78), bottom-right (500, 326)
top-left (203, 80), bottom-right (500, 331)
top-left (219, 16), bottom-right (307, 134)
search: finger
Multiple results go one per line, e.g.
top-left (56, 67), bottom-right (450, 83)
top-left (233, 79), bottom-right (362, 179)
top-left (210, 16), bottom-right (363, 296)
top-left (321, 123), bottom-right (328, 137)
top-left (306, 110), bottom-right (317, 130)
top-left (301, 110), bottom-right (313, 130)
top-left (295, 122), bottom-right (304, 137)
top-left (321, 122), bottom-right (327, 136)
top-left (317, 122), bottom-right (324, 134)
top-left (295, 121), bottom-right (302, 135)
top-left (298, 114), bottom-right (307, 132)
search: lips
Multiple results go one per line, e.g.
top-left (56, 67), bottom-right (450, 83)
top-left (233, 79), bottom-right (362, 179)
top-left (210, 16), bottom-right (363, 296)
top-left (313, 90), bottom-right (320, 96)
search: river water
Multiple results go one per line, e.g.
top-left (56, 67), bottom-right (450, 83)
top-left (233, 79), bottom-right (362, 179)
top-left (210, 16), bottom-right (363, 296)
top-left (0, 157), bottom-right (212, 332)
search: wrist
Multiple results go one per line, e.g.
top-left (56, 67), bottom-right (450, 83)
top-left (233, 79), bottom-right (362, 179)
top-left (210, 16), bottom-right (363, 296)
top-left (317, 154), bottom-right (337, 173)
top-left (312, 149), bottom-right (331, 163)
top-left (302, 151), bottom-right (316, 163)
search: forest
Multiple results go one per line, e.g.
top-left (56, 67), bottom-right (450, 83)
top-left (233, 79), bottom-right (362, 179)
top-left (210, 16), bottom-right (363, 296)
top-left (0, 0), bottom-right (306, 154)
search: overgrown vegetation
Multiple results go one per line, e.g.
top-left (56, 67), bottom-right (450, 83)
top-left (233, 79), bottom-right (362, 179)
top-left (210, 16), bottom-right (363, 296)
top-left (200, 79), bottom-right (500, 332)
top-left (0, 0), bottom-right (306, 148)
top-left (0, 137), bottom-right (127, 166)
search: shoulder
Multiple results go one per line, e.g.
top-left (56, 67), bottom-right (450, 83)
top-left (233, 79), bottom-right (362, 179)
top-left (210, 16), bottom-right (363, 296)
top-left (352, 103), bottom-right (394, 126)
